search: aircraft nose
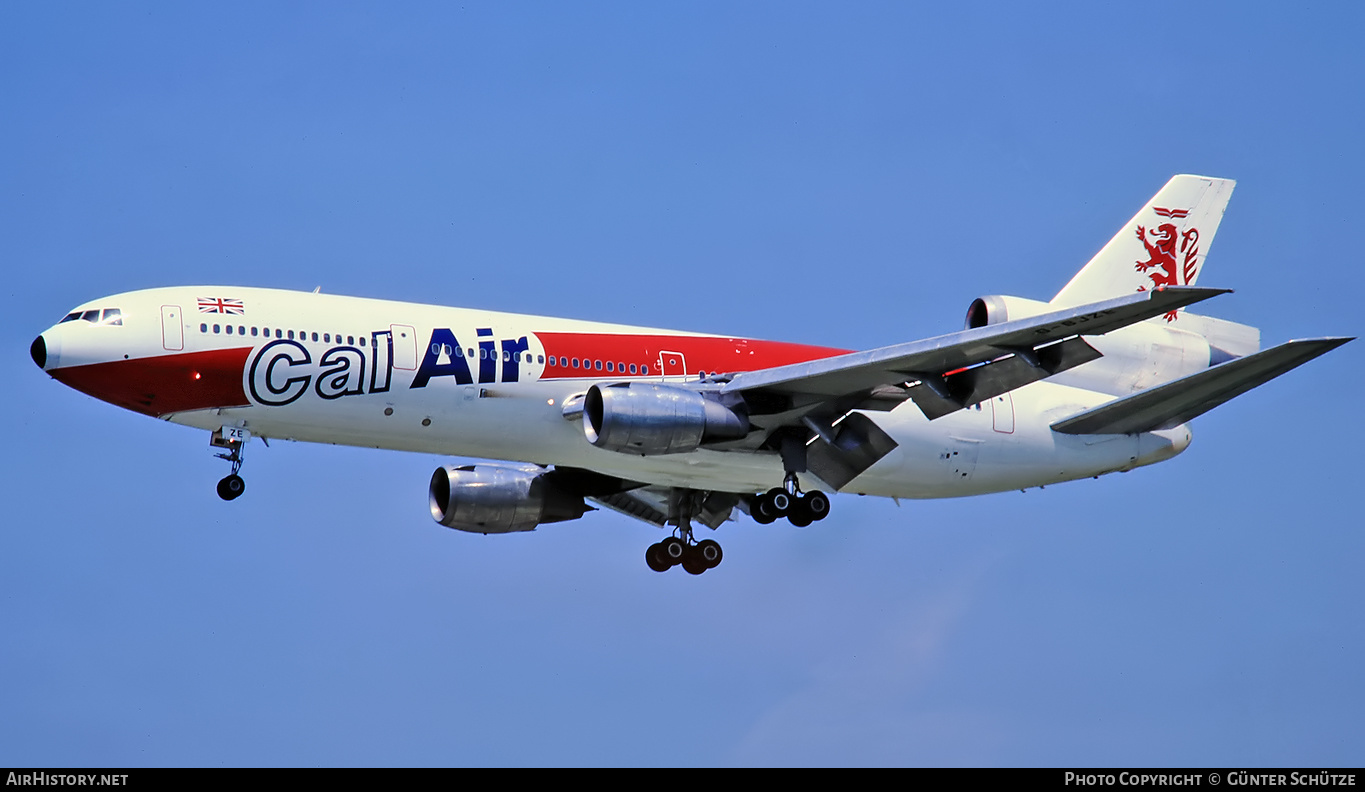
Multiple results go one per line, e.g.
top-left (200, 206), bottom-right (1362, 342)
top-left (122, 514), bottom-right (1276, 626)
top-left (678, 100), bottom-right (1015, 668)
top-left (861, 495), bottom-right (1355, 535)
top-left (30, 335), bottom-right (46, 369)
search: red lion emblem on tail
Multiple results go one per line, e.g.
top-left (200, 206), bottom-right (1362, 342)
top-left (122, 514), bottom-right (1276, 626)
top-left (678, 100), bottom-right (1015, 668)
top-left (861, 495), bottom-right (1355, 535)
top-left (1135, 209), bottom-right (1200, 321)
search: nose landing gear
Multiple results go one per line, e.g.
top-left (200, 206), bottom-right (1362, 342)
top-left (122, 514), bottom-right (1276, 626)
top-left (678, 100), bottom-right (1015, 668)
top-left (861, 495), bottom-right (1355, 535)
top-left (210, 427), bottom-right (249, 501)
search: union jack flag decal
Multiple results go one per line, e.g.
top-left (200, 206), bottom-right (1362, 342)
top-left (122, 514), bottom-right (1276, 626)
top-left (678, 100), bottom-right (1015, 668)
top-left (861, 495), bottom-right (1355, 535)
top-left (198, 297), bottom-right (245, 315)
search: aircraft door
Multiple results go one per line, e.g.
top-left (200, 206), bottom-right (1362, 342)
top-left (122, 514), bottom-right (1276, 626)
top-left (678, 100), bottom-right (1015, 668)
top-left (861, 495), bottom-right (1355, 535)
top-left (161, 305), bottom-right (184, 351)
top-left (390, 324), bottom-right (418, 370)
top-left (991, 393), bottom-right (1015, 434)
top-left (658, 350), bottom-right (687, 377)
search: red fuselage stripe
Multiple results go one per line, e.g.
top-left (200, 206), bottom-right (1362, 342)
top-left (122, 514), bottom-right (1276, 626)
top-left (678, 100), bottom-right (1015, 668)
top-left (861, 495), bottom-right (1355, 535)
top-left (50, 348), bottom-right (252, 417)
top-left (535, 332), bottom-right (848, 378)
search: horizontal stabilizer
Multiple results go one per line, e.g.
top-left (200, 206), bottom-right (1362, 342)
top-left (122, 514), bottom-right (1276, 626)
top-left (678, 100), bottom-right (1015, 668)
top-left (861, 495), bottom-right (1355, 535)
top-left (1051, 337), bottom-right (1352, 435)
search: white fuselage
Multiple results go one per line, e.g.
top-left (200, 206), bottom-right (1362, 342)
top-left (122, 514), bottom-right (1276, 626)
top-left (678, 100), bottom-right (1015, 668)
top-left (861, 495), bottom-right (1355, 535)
top-left (34, 286), bottom-right (1190, 498)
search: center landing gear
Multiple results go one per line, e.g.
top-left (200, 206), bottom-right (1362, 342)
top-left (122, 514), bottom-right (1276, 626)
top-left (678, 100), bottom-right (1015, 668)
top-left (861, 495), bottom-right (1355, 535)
top-left (750, 473), bottom-right (830, 527)
top-left (211, 427), bottom-right (249, 501)
top-left (644, 489), bottom-right (724, 575)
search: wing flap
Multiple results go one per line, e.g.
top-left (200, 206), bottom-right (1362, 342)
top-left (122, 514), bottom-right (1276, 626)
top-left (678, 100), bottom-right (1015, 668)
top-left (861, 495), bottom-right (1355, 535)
top-left (907, 336), bottom-right (1103, 420)
top-left (1051, 337), bottom-right (1352, 435)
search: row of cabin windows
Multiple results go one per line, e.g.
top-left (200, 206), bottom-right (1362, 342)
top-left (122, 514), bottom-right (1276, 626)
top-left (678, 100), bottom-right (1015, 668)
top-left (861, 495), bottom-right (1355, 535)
top-left (546, 356), bottom-right (651, 375)
top-left (197, 324), bottom-right (670, 376)
top-left (431, 343), bottom-right (540, 365)
top-left (200, 323), bottom-right (371, 346)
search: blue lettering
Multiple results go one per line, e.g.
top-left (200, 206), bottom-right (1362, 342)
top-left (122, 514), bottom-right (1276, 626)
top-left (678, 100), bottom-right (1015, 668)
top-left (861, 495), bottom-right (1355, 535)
top-left (476, 328), bottom-right (496, 384)
top-left (411, 328), bottom-right (474, 388)
top-left (500, 336), bottom-right (529, 383)
top-left (249, 339), bottom-right (312, 406)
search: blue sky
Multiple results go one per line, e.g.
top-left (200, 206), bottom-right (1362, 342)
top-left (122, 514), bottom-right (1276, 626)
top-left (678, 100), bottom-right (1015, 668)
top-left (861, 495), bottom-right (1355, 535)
top-left (2, 2), bottom-right (1362, 767)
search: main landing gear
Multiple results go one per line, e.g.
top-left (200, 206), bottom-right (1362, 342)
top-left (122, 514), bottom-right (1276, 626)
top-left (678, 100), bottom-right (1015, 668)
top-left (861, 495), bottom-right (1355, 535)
top-left (645, 489), bottom-right (725, 575)
top-left (210, 427), bottom-right (248, 501)
top-left (645, 536), bottom-right (723, 575)
top-left (750, 473), bottom-right (830, 527)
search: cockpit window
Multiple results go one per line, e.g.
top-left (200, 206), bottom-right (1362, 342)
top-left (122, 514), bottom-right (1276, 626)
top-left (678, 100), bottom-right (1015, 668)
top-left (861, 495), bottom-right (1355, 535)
top-left (59, 308), bottom-right (124, 325)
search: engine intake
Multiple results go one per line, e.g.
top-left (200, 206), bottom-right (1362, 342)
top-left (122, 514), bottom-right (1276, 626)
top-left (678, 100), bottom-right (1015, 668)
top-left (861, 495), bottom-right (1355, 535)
top-left (584, 382), bottom-right (749, 455)
top-left (965, 294), bottom-right (1052, 329)
top-left (429, 465), bottom-right (590, 534)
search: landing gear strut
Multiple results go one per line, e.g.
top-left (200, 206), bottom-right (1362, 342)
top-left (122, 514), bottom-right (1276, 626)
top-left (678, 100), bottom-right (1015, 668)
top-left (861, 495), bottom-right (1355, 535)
top-left (644, 489), bottom-right (724, 575)
top-left (211, 427), bottom-right (249, 501)
top-left (750, 472), bottom-right (831, 527)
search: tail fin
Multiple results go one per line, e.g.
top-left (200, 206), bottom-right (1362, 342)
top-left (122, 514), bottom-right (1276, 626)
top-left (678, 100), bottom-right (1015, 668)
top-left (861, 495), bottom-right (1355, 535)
top-left (1052, 175), bottom-right (1236, 308)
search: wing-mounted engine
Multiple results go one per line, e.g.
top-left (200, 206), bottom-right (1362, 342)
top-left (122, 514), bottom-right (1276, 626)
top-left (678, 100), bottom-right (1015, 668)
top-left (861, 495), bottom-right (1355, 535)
top-left (583, 382), bottom-right (749, 455)
top-left (429, 464), bottom-right (592, 534)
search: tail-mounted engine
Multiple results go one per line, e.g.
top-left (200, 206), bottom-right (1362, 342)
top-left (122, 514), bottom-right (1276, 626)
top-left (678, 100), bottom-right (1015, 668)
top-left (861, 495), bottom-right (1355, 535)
top-left (583, 382), bottom-right (749, 456)
top-left (965, 295), bottom-right (1053, 329)
top-left (429, 464), bottom-right (591, 534)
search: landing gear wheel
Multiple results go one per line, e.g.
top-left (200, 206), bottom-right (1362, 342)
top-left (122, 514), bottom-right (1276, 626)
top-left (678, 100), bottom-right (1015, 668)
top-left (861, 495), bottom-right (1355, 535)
top-left (752, 494), bottom-right (779, 524)
top-left (804, 490), bottom-right (831, 521)
top-left (787, 498), bottom-right (813, 527)
top-left (696, 539), bottom-right (723, 569)
top-left (645, 543), bottom-right (671, 572)
top-left (766, 487), bottom-right (791, 515)
top-left (660, 536), bottom-right (687, 567)
top-left (216, 474), bottom-right (245, 501)
top-left (681, 547), bottom-right (708, 575)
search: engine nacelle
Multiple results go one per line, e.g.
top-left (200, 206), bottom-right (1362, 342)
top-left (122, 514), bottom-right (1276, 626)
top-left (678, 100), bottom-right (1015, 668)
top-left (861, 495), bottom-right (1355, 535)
top-left (964, 294), bottom-right (1053, 329)
top-left (428, 465), bottom-right (590, 534)
top-left (584, 382), bottom-right (749, 455)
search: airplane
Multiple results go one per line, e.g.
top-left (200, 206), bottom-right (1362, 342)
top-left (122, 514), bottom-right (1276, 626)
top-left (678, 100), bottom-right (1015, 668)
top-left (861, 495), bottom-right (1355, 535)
top-left (29, 175), bottom-right (1351, 575)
